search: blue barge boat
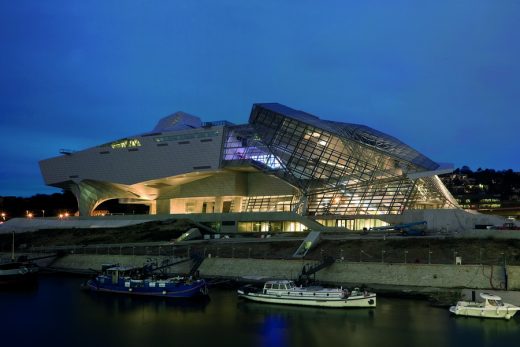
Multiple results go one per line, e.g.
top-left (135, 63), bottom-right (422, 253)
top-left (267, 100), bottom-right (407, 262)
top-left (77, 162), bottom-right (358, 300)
top-left (85, 266), bottom-right (208, 298)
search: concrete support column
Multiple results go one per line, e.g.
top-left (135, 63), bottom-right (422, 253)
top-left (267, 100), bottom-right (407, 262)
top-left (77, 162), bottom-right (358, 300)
top-left (148, 200), bottom-right (157, 215)
top-left (214, 196), bottom-right (223, 213)
top-left (233, 197), bottom-right (242, 212)
top-left (70, 182), bottom-right (109, 217)
top-left (156, 199), bottom-right (171, 214)
top-left (194, 199), bottom-right (204, 213)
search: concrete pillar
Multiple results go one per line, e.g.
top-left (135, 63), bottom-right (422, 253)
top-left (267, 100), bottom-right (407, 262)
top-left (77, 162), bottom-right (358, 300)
top-left (156, 199), bottom-right (170, 214)
top-left (233, 197), bottom-right (243, 212)
top-left (148, 200), bottom-right (157, 215)
top-left (71, 182), bottom-right (109, 216)
top-left (215, 196), bottom-right (223, 213)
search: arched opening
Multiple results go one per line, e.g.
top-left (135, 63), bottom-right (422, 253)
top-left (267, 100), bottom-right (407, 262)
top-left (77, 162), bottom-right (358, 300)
top-left (92, 199), bottom-right (150, 216)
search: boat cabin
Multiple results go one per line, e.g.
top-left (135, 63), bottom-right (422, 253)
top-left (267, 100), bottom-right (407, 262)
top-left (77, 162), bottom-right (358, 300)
top-left (480, 293), bottom-right (505, 307)
top-left (103, 266), bottom-right (140, 284)
top-left (263, 280), bottom-right (296, 294)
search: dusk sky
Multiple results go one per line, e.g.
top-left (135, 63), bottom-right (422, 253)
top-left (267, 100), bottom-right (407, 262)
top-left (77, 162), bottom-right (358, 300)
top-left (1, 0), bottom-right (519, 197)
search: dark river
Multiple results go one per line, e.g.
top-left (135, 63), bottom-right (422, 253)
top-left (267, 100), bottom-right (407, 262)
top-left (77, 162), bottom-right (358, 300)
top-left (1, 276), bottom-right (518, 347)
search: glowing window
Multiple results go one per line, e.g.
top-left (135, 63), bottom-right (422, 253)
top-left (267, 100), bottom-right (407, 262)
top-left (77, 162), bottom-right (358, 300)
top-left (110, 138), bottom-right (142, 149)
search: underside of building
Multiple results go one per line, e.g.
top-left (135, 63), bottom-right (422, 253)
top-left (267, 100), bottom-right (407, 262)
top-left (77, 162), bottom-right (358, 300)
top-left (39, 103), bottom-right (459, 232)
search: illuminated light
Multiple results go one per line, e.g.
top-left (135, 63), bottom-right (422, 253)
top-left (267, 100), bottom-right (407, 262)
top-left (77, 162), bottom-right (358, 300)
top-left (250, 154), bottom-right (282, 169)
top-left (318, 140), bottom-right (327, 146)
top-left (111, 138), bottom-right (142, 149)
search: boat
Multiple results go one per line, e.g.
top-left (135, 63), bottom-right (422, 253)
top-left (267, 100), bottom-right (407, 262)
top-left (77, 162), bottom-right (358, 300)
top-left (0, 231), bottom-right (39, 287)
top-left (449, 292), bottom-right (520, 320)
top-left (0, 258), bottom-right (39, 287)
top-left (84, 265), bottom-right (209, 299)
top-left (237, 280), bottom-right (376, 308)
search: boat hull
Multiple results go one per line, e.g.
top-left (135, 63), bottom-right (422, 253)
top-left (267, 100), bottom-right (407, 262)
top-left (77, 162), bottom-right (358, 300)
top-left (449, 305), bottom-right (519, 320)
top-left (85, 279), bottom-right (208, 299)
top-left (238, 291), bottom-right (376, 308)
top-left (0, 263), bottom-right (39, 287)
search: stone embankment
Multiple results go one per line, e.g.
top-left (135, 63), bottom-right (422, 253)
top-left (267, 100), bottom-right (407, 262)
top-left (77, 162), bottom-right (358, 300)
top-left (31, 252), bottom-right (519, 291)
top-left (39, 253), bottom-right (520, 306)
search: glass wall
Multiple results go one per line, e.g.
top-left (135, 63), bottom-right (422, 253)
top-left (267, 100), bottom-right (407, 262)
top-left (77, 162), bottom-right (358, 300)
top-left (248, 104), bottom-right (456, 216)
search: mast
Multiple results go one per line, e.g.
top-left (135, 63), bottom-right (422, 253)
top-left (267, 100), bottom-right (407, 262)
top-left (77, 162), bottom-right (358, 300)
top-left (11, 231), bottom-right (15, 261)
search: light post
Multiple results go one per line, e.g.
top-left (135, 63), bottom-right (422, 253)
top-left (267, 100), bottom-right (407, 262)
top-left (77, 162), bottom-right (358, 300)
top-left (42, 210), bottom-right (45, 218)
top-left (428, 250), bottom-right (432, 264)
top-left (1, 212), bottom-right (5, 221)
top-left (404, 250), bottom-right (408, 264)
top-left (381, 249), bottom-right (385, 264)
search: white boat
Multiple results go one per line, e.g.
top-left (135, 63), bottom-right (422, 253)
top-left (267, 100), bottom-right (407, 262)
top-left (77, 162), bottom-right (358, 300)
top-left (449, 292), bottom-right (520, 320)
top-left (237, 280), bottom-right (376, 308)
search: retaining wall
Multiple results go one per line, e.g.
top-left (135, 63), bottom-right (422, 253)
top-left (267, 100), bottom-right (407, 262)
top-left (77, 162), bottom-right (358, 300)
top-left (33, 254), bottom-right (520, 291)
top-left (50, 254), bottom-right (192, 274)
top-left (198, 258), bottom-right (520, 290)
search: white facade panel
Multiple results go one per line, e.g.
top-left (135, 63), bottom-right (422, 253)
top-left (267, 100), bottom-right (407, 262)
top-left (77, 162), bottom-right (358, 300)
top-left (40, 127), bottom-right (224, 186)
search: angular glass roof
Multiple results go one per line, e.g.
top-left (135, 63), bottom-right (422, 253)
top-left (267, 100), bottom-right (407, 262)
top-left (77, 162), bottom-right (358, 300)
top-left (253, 103), bottom-right (439, 171)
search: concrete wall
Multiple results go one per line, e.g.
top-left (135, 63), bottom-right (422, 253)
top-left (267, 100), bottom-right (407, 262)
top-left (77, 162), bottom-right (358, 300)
top-left (50, 254), bottom-right (192, 274)
top-left (199, 258), bottom-right (520, 290)
top-left (383, 209), bottom-right (514, 232)
top-left (316, 262), bottom-right (507, 290)
top-left (507, 265), bottom-right (520, 290)
top-left (247, 173), bottom-right (295, 196)
top-left (15, 253), bottom-right (518, 291)
top-left (173, 172), bottom-right (248, 198)
top-left (199, 258), bottom-right (306, 280)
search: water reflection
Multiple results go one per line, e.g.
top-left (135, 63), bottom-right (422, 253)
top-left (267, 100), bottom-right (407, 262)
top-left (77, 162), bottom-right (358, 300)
top-left (1, 277), bottom-right (519, 347)
top-left (82, 290), bottom-right (211, 315)
top-left (449, 314), bottom-right (520, 346)
top-left (237, 301), bottom-right (378, 347)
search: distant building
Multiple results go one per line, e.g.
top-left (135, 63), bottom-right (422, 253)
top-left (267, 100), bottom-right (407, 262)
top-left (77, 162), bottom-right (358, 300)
top-left (40, 103), bottom-right (465, 232)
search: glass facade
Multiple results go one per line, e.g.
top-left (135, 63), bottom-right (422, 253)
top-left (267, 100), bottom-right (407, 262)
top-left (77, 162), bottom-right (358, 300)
top-left (222, 103), bottom-right (457, 217)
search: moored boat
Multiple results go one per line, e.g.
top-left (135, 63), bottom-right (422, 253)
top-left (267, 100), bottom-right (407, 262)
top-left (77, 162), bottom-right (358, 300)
top-left (0, 259), bottom-right (39, 287)
top-left (1, 229), bottom-right (40, 288)
top-left (449, 292), bottom-right (520, 320)
top-left (237, 280), bottom-right (376, 308)
top-left (84, 266), bottom-right (209, 299)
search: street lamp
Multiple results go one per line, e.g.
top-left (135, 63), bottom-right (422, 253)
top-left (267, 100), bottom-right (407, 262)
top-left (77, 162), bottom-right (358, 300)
top-left (1, 212), bottom-right (5, 221)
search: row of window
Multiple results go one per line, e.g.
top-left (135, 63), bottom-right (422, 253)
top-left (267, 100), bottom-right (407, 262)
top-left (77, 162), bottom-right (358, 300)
top-left (98, 139), bottom-right (214, 154)
top-left (154, 130), bottom-right (220, 142)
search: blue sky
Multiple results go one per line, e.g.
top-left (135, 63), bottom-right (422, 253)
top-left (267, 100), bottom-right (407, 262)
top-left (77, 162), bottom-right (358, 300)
top-left (1, 0), bottom-right (519, 197)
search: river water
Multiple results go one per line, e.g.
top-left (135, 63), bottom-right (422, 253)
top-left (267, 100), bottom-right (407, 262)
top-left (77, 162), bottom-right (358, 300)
top-left (1, 276), bottom-right (518, 347)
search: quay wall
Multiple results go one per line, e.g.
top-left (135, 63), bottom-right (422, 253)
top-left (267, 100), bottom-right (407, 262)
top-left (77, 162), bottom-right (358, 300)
top-left (49, 254), bottom-right (192, 274)
top-left (38, 254), bottom-right (520, 291)
top-left (198, 258), bottom-right (519, 290)
top-left (506, 265), bottom-right (520, 290)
